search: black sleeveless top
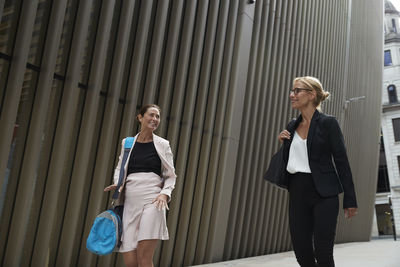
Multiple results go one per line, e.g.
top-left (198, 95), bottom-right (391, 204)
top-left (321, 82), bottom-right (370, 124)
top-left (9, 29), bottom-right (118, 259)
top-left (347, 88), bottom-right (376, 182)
top-left (127, 141), bottom-right (162, 176)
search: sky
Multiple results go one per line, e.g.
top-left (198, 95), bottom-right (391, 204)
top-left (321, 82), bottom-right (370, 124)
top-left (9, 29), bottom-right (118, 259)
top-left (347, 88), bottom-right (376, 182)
top-left (391, 0), bottom-right (400, 11)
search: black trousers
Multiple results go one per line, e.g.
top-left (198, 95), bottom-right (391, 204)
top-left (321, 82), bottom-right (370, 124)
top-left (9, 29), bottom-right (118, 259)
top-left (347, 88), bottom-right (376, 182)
top-left (288, 173), bottom-right (339, 267)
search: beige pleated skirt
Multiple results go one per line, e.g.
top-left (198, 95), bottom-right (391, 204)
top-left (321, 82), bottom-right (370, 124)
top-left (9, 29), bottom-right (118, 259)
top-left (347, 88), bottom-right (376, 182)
top-left (119, 172), bottom-right (169, 252)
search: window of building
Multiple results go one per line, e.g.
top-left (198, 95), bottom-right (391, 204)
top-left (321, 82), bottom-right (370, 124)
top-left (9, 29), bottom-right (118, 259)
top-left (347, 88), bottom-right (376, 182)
top-left (376, 204), bottom-right (395, 236)
top-left (392, 118), bottom-right (400, 141)
top-left (385, 50), bottom-right (392, 66)
top-left (398, 156), bottom-right (400, 176)
top-left (392, 18), bottom-right (397, 33)
top-left (377, 166), bottom-right (390, 193)
top-left (377, 135), bottom-right (390, 193)
top-left (388, 84), bottom-right (398, 103)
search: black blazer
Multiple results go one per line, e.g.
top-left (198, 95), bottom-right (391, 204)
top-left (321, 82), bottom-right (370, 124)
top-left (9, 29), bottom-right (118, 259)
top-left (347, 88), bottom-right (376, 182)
top-left (282, 110), bottom-right (357, 208)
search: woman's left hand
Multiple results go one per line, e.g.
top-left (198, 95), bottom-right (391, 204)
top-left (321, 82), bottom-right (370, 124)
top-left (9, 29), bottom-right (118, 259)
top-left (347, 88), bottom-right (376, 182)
top-left (344, 207), bottom-right (358, 219)
top-left (153, 194), bottom-right (169, 211)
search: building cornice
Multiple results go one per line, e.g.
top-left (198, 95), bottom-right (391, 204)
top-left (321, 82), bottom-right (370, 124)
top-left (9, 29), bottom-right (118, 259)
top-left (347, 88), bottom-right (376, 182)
top-left (392, 185), bottom-right (400, 191)
top-left (385, 37), bottom-right (400, 43)
top-left (383, 103), bottom-right (400, 112)
top-left (386, 10), bottom-right (400, 15)
top-left (375, 192), bottom-right (390, 204)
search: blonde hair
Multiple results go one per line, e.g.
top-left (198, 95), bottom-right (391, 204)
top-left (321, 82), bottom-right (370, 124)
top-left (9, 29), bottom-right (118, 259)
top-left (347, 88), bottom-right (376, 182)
top-left (293, 76), bottom-right (330, 111)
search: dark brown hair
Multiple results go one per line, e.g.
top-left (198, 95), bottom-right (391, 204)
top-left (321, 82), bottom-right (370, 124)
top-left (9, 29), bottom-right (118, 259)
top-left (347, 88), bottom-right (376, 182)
top-left (136, 104), bottom-right (161, 121)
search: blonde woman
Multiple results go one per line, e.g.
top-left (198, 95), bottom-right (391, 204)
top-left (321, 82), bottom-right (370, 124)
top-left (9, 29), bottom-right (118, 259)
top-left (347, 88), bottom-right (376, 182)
top-left (278, 77), bottom-right (357, 267)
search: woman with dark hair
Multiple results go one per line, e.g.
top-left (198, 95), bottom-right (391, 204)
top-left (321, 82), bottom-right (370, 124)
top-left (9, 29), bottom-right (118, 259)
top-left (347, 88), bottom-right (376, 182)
top-left (104, 104), bottom-right (176, 267)
top-left (277, 76), bottom-right (358, 267)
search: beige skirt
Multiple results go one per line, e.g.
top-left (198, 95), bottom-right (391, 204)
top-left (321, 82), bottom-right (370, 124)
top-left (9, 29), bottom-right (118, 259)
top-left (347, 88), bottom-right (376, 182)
top-left (119, 172), bottom-right (169, 252)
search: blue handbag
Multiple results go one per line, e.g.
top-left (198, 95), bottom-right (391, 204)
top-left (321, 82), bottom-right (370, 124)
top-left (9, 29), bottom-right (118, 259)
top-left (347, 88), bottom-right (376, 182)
top-left (86, 137), bottom-right (134, 255)
top-left (86, 209), bottom-right (122, 255)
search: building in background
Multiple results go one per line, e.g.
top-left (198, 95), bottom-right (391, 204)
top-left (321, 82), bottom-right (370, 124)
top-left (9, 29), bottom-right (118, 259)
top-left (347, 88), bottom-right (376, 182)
top-left (0, 1), bottom-right (383, 266)
top-left (379, 0), bottom-right (400, 238)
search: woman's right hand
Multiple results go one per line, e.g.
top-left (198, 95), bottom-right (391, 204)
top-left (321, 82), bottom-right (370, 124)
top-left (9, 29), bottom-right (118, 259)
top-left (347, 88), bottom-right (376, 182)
top-left (278, 130), bottom-right (291, 143)
top-left (104, 184), bottom-right (117, 192)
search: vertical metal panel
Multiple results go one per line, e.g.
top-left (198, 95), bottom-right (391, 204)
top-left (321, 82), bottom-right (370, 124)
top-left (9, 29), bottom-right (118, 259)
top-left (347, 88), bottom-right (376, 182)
top-left (0, 0), bottom-right (4, 21)
top-left (263, 0), bottom-right (288, 255)
top-left (224, 0), bottom-right (262, 259)
top-left (15, 1), bottom-right (69, 266)
top-left (328, 0), bottom-right (338, 114)
top-left (318, 0), bottom-right (328, 85)
top-left (307, 0), bottom-right (318, 74)
top-left (0, 1), bottom-right (39, 266)
top-left (157, 0), bottom-right (185, 137)
top-left (206, 0), bottom-right (254, 262)
top-left (159, 0), bottom-right (199, 265)
top-left (184, 0), bottom-right (231, 265)
top-left (182, 1), bottom-right (223, 264)
top-left (142, 0), bottom-right (170, 104)
top-left (263, 0), bottom-right (289, 254)
top-left (167, 0), bottom-right (219, 265)
top-left (290, 0), bottom-right (302, 88)
top-left (309, 0), bottom-right (319, 75)
top-left (340, 0), bottom-right (352, 125)
top-left (332, 0), bottom-right (344, 114)
top-left (119, 0), bottom-right (154, 137)
top-left (301, 0), bottom-right (311, 73)
top-left (279, 0), bottom-right (297, 250)
top-left (232, 0), bottom-right (273, 259)
top-left (195, 0), bottom-right (239, 263)
top-left (269, 0), bottom-right (291, 253)
top-left (260, 0), bottom-right (282, 255)
top-left (335, 0), bottom-right (383, 243)
top-left (273, 0), bottom-right (295, 252)
top-left (326, 0), bottom-right (336, 111)
top-left (0, 0), bottom-right (38, 233)
top-left (2, 70), bottom-right (40, 267)
top-left (171, 1), bottom-right (210, 265)
top-left (30, 1), bottom-right (95, 266)
top-left (0, 0), bottom-right (59, 264)
top-left (245, 0), bottom-right (283, 257)
top-left (240, 0), bottom-right (281, 255)
top-left (296, 0), bottom-right (306, 75)
top-left (55, 1), bottom-right (116, 266)
top-left (153, 3), bottom-right (185, 264)
top-left (179, 0), bottom-right (227, 260)
top-left (85, 1), bottom-right (137, 267)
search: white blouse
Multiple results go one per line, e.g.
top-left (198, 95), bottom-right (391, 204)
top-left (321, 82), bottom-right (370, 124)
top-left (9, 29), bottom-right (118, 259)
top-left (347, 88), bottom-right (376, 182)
top-left (286, 131), bottom-right (312, 174)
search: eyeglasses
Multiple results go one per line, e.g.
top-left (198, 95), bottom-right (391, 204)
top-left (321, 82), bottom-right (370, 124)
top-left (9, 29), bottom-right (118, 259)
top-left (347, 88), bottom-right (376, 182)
top-left (290, 87), bottom-right (313, 95)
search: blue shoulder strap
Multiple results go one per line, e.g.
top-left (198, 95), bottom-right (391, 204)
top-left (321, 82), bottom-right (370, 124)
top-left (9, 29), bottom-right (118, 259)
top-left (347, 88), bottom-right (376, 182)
top-left (124, 137), bottom-right (135, 149)
top-left (112, 137), bottom-right (135, 199)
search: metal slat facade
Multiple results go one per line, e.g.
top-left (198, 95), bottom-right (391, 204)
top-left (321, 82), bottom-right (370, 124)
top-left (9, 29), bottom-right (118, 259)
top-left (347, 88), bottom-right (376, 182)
top-left (0, 0), bottom-right (383, 266)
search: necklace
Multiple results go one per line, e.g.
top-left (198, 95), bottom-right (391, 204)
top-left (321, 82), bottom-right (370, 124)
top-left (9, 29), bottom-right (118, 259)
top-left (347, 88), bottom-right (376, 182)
top-left (137, 133), bottom-right (153, 143)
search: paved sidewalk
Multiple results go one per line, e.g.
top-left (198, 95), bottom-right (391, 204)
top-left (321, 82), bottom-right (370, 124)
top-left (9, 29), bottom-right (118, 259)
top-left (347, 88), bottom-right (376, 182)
top-left (192, 239), bottom-right (400, 267)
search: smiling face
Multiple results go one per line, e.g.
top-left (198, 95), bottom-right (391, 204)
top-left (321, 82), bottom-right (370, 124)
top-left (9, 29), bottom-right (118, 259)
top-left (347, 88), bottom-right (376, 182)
top-left (138, 107), bottom-right (160, 132)
top-left (290, 81), bottom-right (316, 110)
